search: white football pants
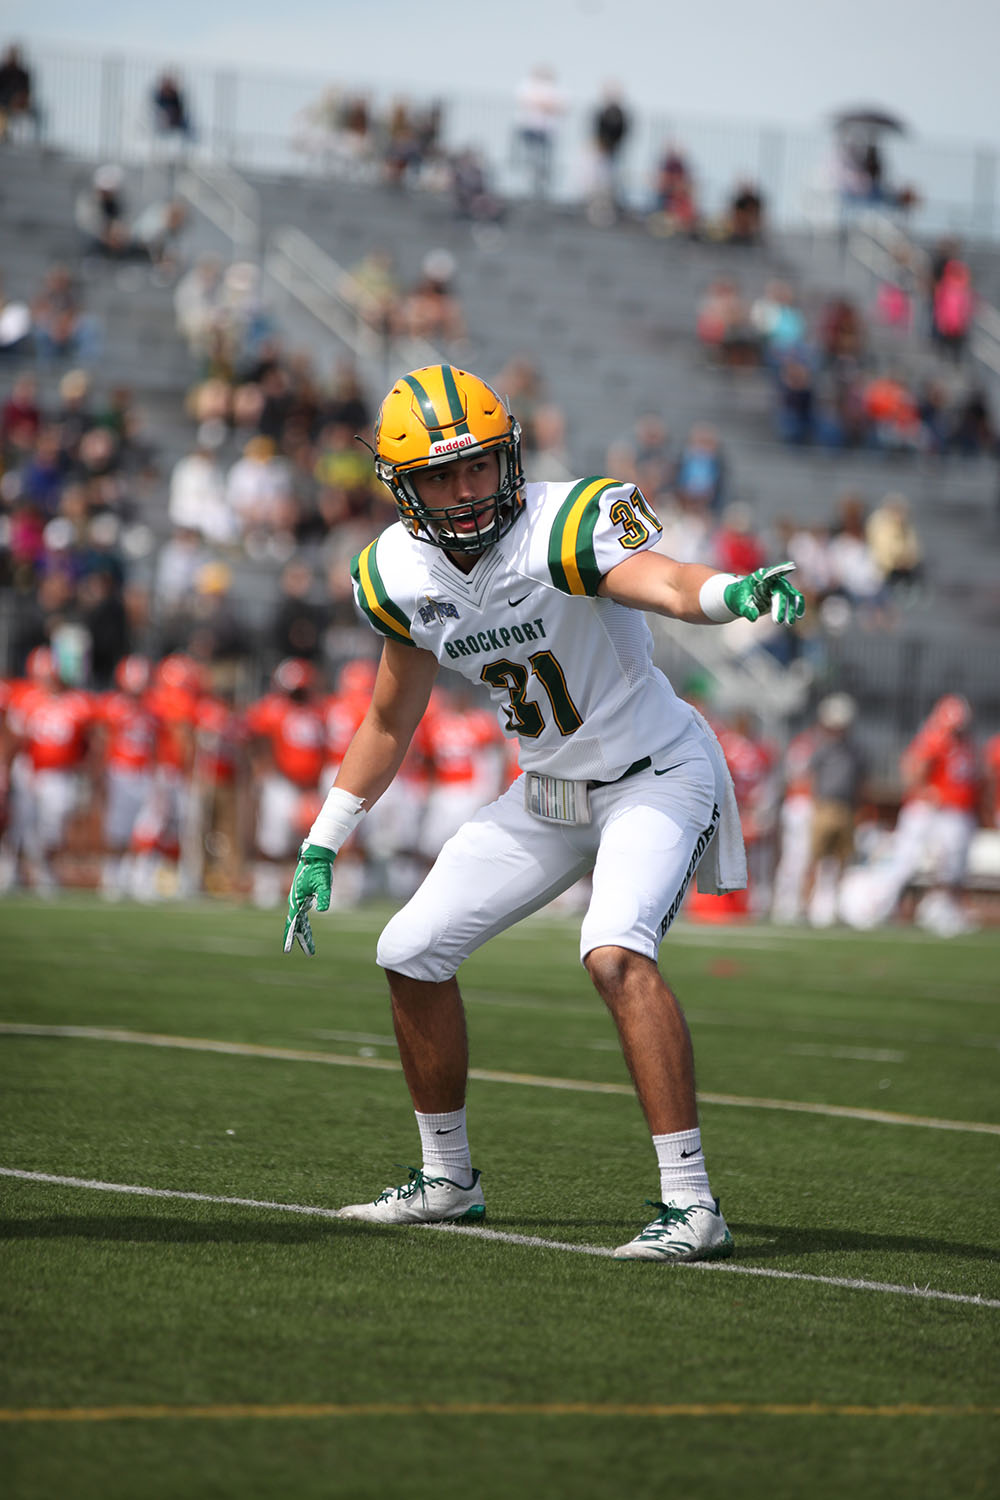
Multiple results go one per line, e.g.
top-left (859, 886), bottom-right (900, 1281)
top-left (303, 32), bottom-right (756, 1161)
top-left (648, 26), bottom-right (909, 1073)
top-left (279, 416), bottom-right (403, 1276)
top-left (377, 727), bottom-right (718, 983)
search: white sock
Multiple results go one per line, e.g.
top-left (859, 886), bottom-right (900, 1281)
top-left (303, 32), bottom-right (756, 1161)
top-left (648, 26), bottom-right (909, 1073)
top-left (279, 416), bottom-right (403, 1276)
top-left (416, 1107), bottom-right (473, 1185)
top-left (653, 1128), bottom-right (715, 1208)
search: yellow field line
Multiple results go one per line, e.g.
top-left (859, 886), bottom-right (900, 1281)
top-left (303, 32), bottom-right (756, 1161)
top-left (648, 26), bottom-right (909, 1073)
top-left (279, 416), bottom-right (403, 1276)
top-left (1, 1402), bottom-right (997, 1424)
top-left (2, 1023), bottom-right (998, 1136)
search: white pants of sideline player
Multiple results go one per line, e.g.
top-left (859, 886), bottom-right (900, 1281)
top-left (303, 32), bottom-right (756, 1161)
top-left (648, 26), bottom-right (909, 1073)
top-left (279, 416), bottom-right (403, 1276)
top-left (378, 724), bottom-right (719, 983)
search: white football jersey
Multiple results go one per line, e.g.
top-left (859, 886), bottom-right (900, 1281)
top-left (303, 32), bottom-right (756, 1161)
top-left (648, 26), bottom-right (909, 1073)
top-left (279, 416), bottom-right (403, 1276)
top-left (351, 478), bottom-right (697, 781)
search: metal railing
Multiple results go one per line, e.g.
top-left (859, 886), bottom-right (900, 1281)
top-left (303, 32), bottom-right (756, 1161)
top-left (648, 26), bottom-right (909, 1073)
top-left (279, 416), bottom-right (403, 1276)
top-left (18, 42), bottom-right (1000, 242)
top-left (175, 162), bottom-right (261, 261)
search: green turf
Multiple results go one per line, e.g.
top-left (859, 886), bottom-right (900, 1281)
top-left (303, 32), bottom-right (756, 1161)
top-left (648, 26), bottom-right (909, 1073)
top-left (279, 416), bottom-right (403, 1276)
top-left (0, 898), bottom-right (997, 1499)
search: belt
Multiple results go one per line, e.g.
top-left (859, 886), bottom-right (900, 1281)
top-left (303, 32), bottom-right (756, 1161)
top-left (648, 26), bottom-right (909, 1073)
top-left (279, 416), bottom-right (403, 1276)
top-left (587, 756), bottom-right (651, 790)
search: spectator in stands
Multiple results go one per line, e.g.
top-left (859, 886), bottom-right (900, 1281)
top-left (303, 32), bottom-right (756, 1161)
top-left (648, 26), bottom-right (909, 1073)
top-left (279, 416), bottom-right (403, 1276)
top-left (168, 422), bottom-right (234, 543)
top-left (827, 493), bottom-right (887, 619)
top-left (450, 147), bottom-right (505, 229)
top-left (269, 559), bottom-right (327, 665)
top-left (586, 82), bottom-right (630, 227)
top-left (861, 368), bottom-right (922, 452)
top-left (948, 385), bottom-right (995, 457)
top-left (721, 180), bottom-right (765, 245)
top-left (672, 424), bottom-right (726, 514)
top-left (174, 254), bottom-right (226, 359)
top-left (75, 165), bottom-right (142, 258)
top-left (381, 98), bottom-right (423, 187)
top-left (817, 296), bottom-right (865, 365)
top-left (0, 43), bottom-right (39, 142)
top-left (695, 279), bottom-right (760, 367)
top-left (866, 492), bottom-right (923, 596)
top-left (751, 280), bottom-right (807, 364)
top-left (150, 72), bottom-right (194, 142)
top-left (606, 411), bottom-right (673, 502)
top-left (773, 354), bottom-right (818, 445)
top-left (324, 358), bottom-right (372, 434)
top-left (225, 434), bottom-right (293, 547)
top-left (513, 64), bottom-right (565, 199)
top-left (931, 256), bottom-right (975, 363)
top-left (1, 373), bottom-right (41, 460)
top-left (399, 249), bottom-right (467, 349)
top-left (713, 503), bottom-right (766, 577)
top-left (31, 263), bottom-right (101, 365)
top-left (649, 144), bottom-right (698, 236)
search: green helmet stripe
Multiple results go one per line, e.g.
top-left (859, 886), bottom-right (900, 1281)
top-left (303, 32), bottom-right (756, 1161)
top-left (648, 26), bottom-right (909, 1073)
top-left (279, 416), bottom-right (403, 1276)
top-left (402, 373), bottom-right (445, 443)
top-left (440, 365), bottom-right (471, 436)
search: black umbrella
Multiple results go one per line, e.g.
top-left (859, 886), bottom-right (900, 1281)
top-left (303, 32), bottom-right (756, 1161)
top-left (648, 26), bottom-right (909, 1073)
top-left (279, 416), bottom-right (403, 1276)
top-left (832, 107), bottom-right (908, 135)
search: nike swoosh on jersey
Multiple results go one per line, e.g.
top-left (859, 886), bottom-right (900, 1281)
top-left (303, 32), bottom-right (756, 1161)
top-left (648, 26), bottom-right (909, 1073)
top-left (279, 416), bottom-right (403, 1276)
top-left (653, 763), bottom-right (682, 776)
top-left (507, 592), bottom-right (533, 607)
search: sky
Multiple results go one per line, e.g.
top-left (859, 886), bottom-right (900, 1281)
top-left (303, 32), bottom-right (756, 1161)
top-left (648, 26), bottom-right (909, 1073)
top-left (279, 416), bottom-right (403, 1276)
top-left (5, 0), bottom-right (999, 147)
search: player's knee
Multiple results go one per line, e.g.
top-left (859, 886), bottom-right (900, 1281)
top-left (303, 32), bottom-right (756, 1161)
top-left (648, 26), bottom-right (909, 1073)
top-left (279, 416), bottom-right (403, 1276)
top-left (377, 908), bottom-right (454, 982)
top-left (584, 943), bottom-right (651, 1000)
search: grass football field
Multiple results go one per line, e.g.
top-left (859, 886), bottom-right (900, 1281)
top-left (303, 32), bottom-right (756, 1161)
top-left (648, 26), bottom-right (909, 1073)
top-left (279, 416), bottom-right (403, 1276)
top-left (0, 896), bottom-right (997, 1499)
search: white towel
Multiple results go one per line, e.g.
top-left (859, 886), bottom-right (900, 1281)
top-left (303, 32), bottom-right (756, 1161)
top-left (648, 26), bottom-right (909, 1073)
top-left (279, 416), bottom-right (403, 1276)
top-left (689, 708), bottom-right (748, 895)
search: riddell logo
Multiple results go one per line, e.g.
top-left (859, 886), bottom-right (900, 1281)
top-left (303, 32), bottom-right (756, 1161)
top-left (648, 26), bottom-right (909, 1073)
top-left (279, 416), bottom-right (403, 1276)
top-left (429, 434), bottom-right (475, 458)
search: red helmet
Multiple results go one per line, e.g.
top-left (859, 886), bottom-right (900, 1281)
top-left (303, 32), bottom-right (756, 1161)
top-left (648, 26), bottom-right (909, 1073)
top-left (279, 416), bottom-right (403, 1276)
top-left (155, 653), bottom-right (204, 695)
top-left (273, 657), bottom-right (316, 696)
top-left (115, 654), bottom-right (152, 695)
top-left (338, 658), bottom-right (377, 697)
top-left (26, 645), bottom-right (58, 685)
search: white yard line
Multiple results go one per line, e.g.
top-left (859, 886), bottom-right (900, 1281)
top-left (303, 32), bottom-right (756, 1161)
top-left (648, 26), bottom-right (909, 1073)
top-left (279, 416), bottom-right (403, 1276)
top-left (1, 1168), bottom-right (996, 1311)
top-left (3, 1022), bottom-right (998, 1135)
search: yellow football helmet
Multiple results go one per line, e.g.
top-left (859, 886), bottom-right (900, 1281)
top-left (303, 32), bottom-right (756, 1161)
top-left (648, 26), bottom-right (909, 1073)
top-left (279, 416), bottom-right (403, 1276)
top-left (374, 364), bottom-right (524, 553)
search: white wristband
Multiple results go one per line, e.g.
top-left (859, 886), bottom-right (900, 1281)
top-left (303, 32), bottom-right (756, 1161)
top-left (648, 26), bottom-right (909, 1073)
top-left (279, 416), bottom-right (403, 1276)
top-left (698, 573), bottom-right (740, 623)
top-left (306, 787), bottom-right (367, 853)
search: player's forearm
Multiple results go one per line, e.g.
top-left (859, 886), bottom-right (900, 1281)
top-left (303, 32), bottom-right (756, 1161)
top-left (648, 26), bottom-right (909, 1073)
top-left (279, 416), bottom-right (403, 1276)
top-left (600, 553), bottom-right (726, 622)
top-left (331, 712), bottom-right (412, 810)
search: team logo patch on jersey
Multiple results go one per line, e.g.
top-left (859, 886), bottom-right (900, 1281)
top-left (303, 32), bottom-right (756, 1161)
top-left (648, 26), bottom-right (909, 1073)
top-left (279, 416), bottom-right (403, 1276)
top-left (419, 598), bottom-right (461, 625)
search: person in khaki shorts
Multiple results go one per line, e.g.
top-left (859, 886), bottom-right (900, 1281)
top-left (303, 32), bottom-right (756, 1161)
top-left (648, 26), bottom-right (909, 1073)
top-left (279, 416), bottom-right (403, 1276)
top-left (806, 694), bottom-right (867, 925)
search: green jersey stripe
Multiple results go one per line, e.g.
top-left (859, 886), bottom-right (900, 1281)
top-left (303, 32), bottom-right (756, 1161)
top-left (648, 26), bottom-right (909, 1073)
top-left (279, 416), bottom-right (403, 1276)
top-left (350, 542), bottom-right (415, 645)
top-left (547, 479), bottom-right (591, 594)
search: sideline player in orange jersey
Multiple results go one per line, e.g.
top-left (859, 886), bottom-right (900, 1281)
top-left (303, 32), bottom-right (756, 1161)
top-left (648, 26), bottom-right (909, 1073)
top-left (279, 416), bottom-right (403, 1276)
top-left (898, 694), bottom-right (981, 935)
top-left (418, 685), bottom-right (506, 862)
top-left (130, 654), bottom-right (203, 901)
top-left (245, 658), bottom-right (327, 907)
top-left (842, 694), bottom-right (981, 935)
top-left (93, 654), bottom-right (157, 899)
top-left (3, 646), bottom-right (96, 893)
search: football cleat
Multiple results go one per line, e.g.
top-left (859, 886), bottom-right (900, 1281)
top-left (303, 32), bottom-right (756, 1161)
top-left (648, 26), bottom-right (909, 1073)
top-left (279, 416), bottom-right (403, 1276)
top-left (613, 1198), bottom-right (734, 1262)
top-left (373, 365), bottom-right (524, 554)
top-left (338, 1167), bottom-right (485, 1224)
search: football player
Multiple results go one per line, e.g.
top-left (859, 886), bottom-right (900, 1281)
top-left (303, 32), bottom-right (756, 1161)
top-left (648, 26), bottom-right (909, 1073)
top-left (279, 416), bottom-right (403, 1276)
top-left (283, 364), bottom-right (803, 1262)
top-left (245, 658), bottom-right (326, 908)
top-left (94, 654), bottom-right (157, 899)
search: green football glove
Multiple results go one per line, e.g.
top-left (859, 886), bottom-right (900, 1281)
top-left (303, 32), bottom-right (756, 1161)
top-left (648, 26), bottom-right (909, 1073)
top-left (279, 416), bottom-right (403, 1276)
top-left (724, 562), bottom-right (805, 626)
top-left (283, 843), bottom-right (336, 957)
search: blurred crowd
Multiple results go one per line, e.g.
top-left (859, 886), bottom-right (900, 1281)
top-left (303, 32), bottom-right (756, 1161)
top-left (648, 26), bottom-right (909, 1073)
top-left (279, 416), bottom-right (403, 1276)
top-left (2, 46), bottom-right (999, 926)
top-left (696, 262), bottom-right (996, 457)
